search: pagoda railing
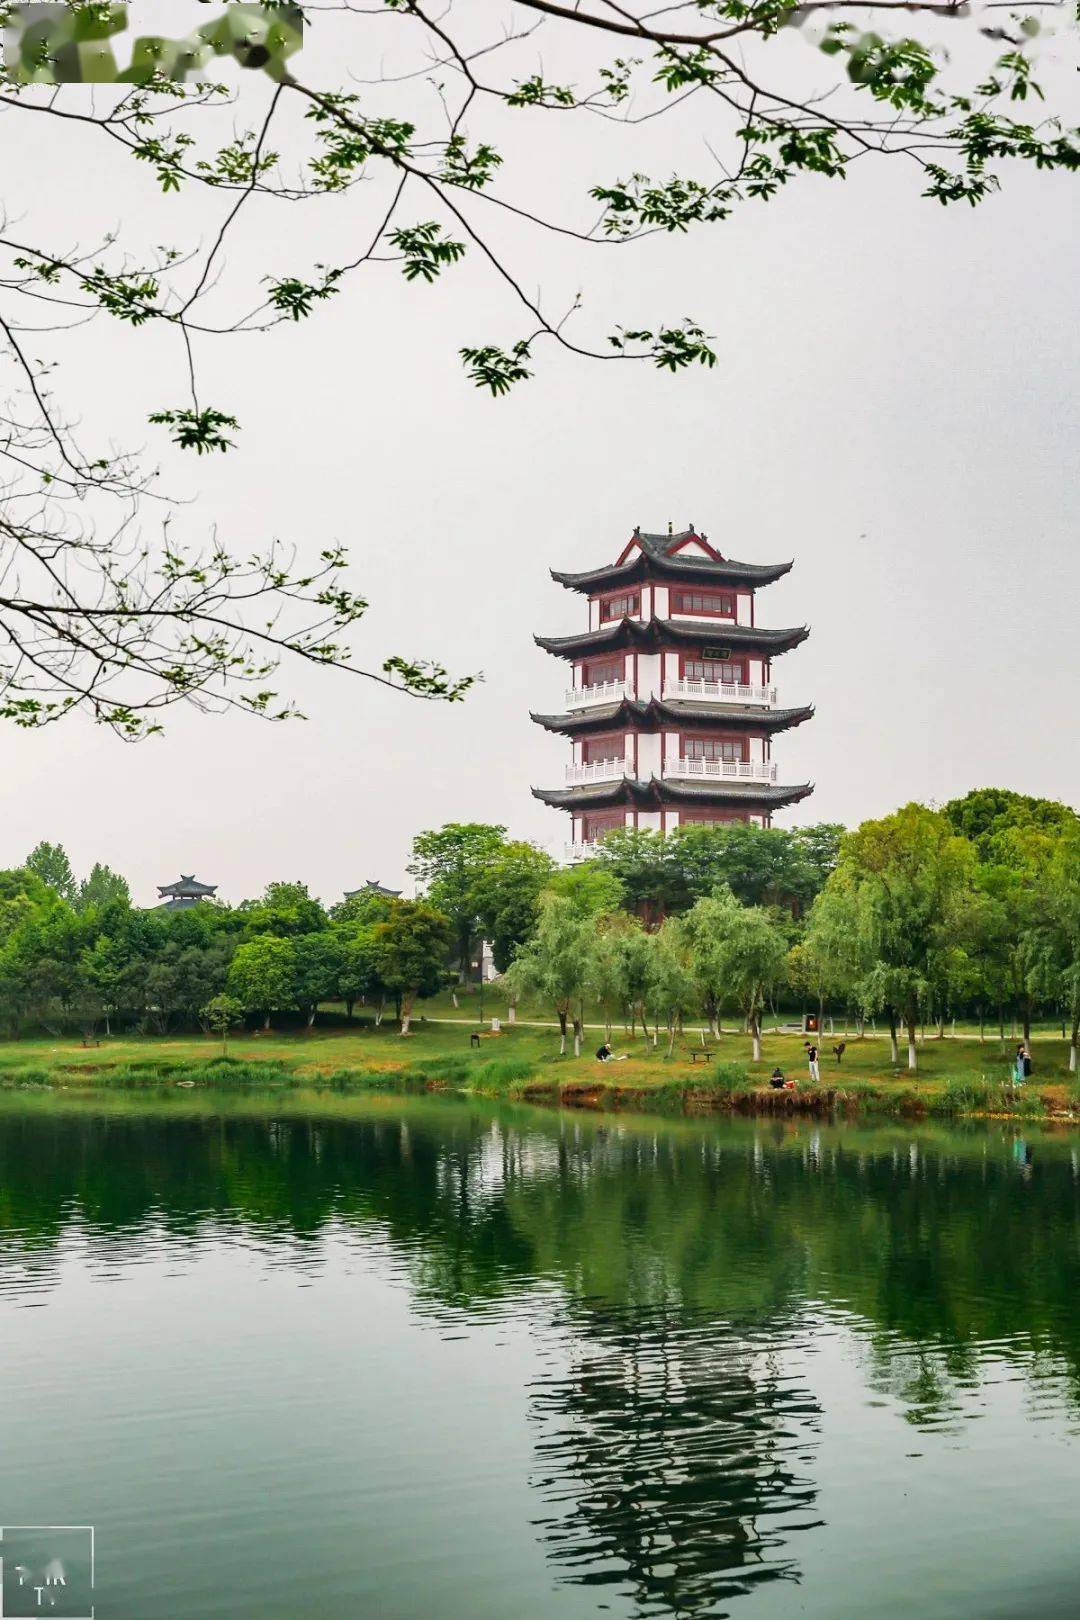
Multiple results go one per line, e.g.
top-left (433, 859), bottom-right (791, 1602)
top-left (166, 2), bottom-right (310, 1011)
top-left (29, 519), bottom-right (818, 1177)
top-left (564, 759), bottom-right (631, 786)
top-left (666, 757), bottom-right (778, 783)
top-left (565, 679), bottom-right (633, 710)
top-left (669, 678), bottom-right (776, 707)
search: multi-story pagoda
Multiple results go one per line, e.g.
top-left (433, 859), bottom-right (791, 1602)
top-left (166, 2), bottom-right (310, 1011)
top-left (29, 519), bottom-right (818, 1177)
top-left (532, 525), bottom-right (813, 853)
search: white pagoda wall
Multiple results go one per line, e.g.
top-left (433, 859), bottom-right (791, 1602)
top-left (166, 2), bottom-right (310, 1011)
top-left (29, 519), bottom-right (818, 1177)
top-left (636, 652), bottom-right (661, 699)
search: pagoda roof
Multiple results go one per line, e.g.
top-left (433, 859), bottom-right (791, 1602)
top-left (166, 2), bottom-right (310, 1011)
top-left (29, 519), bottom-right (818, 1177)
top-left (532, 777), bottom-right (814, 811)
top-left (531, 698), bottom-right (814, 736)
top-left (157, 874), bottom-right (217, 898)
top-left (535, 619), bottom-right (809, 660)
top-left (552, 529), bottom-right (792, 594)
top-left (344, 880), bottom-right (402, 899)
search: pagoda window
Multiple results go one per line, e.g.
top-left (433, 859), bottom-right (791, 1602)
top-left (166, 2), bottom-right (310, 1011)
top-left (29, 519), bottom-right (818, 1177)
top-left (581, 656), bottom-right (624, 687)
top-left (598, 591), bottom-right (640, 622)
top-left (683, 657), bottom-right (747, 684)
top-left (680, 808), bottom-right (749, 825)
top-left (583, 811), bottom-right (624, 841)
top-left (684, 737), bottom-right (745, 762)
top-left (671, 591), bottom-right (734, 617)
top-left (583, 734), bottom-right (626, 765)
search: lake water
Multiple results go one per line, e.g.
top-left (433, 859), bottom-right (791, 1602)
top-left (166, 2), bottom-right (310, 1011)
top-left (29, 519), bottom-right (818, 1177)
top-left (1, 1090), bottom-right (1078, 1620)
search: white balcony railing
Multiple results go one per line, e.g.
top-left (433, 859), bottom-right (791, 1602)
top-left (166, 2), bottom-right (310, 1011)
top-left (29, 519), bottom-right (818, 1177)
top-left (565, 841), bottom-right (598, 863)
top-left (565, 679), bottom-right (633, 710)
top-left (564, 759), bottom-right (631, 787)
top-left (669, 678), bottom-right (777, 707)
top-left (665, 756), bottom-right (778, 784)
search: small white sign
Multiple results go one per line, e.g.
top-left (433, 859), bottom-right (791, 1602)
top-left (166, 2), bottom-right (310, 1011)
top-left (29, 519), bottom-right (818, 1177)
top-left (0, 1528), bottom-right (94, 1618)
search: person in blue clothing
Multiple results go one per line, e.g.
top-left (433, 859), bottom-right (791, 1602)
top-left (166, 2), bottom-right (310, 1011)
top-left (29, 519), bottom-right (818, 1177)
top-left (1013, 1044), bottom-right (1026, 1085)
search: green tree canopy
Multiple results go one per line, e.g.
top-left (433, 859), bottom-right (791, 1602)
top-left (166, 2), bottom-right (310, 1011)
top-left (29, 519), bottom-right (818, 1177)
top-left (810, 804), bottom-right (977, 1071)
top-left (408, 823), bottom-right (509, 979)
top-left (240, 881), bottom-right (327, 938)
top-left (227, 934), bottom-right (297, 1029)
top-left (24, 842), bottom-right (77, 904)
top-left (472, 841), bottom-right (556, 973)
top-left (505, 893), bottom-right (597, 1056)
top-left (77, 863), bottom-right (132, 912)
top-left (292, 931), bottom-right (347, 1026)
top-left (372, 901), bottom-right (453, 1035)
top-left (943, 789), bottom-right (1079, 862)
top-left (681, 889), bottom-right (789, 1058)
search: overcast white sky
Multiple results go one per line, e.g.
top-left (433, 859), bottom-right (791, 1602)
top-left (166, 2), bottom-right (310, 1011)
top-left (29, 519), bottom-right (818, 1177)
top-left (2, 2), bottom-right (1078, 906)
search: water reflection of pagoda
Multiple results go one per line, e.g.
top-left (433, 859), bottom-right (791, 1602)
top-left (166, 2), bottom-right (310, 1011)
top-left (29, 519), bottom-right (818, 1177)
top-left (532, 524), bottom-right (814, 856)
top-left (156, 874), bottom-right (218, 911)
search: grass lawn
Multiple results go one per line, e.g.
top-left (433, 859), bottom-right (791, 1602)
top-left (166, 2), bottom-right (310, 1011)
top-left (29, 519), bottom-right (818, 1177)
top-left (0, 1004), bottom-right (1074, 1117)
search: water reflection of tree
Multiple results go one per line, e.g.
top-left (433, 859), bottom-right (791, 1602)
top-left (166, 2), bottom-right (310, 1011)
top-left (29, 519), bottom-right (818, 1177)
top-left (3, 1103), bottom-right (1080, 1413)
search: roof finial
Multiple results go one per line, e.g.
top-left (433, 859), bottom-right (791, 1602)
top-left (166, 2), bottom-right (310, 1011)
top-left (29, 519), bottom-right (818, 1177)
top-left (667, 520), bottom-right (673, 535)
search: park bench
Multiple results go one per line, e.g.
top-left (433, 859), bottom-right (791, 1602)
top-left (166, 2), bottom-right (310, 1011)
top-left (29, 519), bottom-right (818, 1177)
top-left (682, 1044), bottom-right (716, 1064)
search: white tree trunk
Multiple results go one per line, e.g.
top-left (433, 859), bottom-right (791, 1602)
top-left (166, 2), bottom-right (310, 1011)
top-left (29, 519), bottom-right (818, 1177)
top-left (752, 1022), bottom-right (761, 1063)
top-left (890, 1033), bottom-right (898, 1063)
top-left (908, 1039), bottom-right (917, 1071)
top-left (507, 1004), bottom-right (516, 1024)
top-left (451, 990), bottom-right (459, 1009)
top-left (1070, 1042), bottom-right (1077, 1074)
top-left (400, 994), bottom-right (414, 1036)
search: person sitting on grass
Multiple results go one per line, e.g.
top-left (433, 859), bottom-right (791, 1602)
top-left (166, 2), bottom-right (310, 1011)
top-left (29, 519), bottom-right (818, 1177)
top-left (770, 1067), bottom-right (786, 1090)
top-left (595, 1042), bottom-right (628, 1062)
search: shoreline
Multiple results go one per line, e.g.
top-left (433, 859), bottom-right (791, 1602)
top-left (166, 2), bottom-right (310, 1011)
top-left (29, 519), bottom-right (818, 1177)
top-left (1, 1054), bottom-right (1073, 1126)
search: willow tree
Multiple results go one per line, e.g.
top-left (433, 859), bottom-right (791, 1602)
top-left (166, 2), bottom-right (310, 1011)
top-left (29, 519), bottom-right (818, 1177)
top-left (648, 917), bottom-right (697, 1059)
top-left (682, 888), bottom-right (788, 1059)
top-left (812, 805), bottom-right (976, 1072)
top-left (2, 0), bottom-right (1079, 731)
top-left (1039, 829), bottom-right (1080, 1074)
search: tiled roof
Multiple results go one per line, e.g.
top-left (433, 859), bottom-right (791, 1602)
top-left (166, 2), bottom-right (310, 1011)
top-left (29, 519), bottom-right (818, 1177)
top-left (157, 874), bottom-right (217, 897)
top-left (530, 699), bottom-right (814, 735)
top-left (550, 529), bottom-right (793, 593)
top-left (532, 777), bottom-right (814, 810)
top-left (535, 619), bottom-right (809, 659)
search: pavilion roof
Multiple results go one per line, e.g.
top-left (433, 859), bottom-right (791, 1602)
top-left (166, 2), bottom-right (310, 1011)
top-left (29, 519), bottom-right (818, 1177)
top-left (531, 777), bottom-right (814, 811)
top-left (344, 880), bottom-right (402, 899)
top-left (552, 530), bottom-right (792, 594)
top-left (530, 699), bottom-right (814, 736)
top-left (535, 619), bottom-right (809, 660)
top-left (157, 874), bottom-right (217, 898)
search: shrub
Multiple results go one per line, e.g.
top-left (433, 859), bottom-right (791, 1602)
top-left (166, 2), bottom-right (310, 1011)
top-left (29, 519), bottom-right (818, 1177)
top-left (706, 1060), bottom-right (752, 1095)
top-left (931, 1076), bottom-right (994, 1115)
top-left (468, 1056), bottom-right (536, 1093)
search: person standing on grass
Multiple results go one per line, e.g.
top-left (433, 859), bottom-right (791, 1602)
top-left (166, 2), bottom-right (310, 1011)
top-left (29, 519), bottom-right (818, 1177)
top-left (807, 1042), bottom-right (820, 1084)
top-left (1013, 1045), bottom-right (1026, 1085)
